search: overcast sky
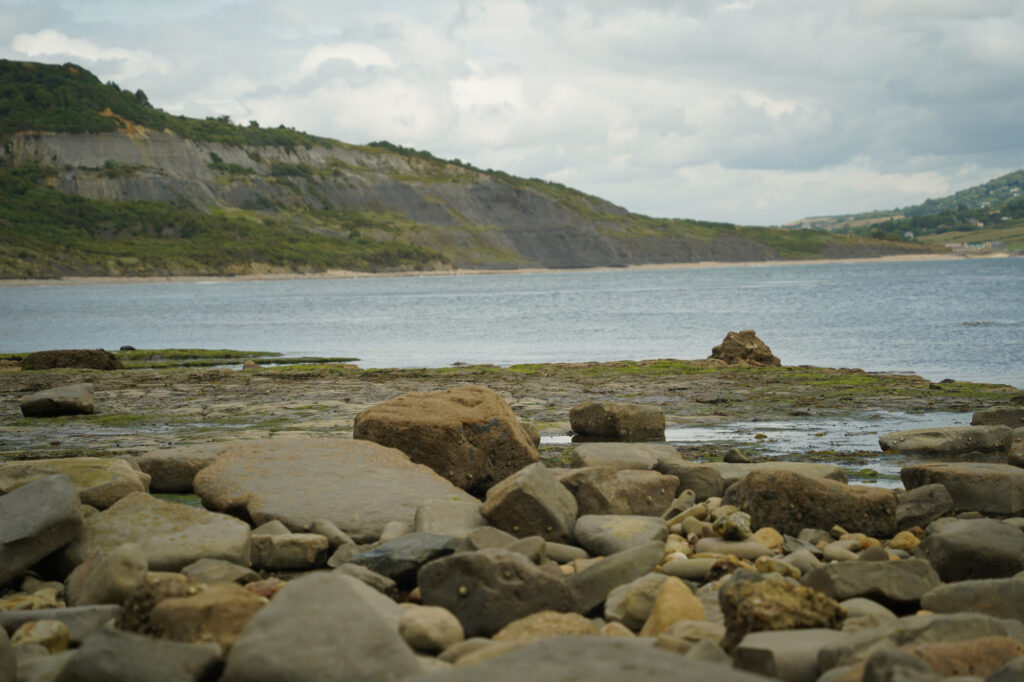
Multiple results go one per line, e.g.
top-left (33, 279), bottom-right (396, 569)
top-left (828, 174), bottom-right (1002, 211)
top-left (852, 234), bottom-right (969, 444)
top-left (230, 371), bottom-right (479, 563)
top-left (3, 1), bottom-right (1023, 225)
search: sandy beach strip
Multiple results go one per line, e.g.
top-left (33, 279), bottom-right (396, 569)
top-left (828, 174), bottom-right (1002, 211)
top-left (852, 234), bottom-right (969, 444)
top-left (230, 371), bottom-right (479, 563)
top-left (0, 252), bottom-right (1003, 287)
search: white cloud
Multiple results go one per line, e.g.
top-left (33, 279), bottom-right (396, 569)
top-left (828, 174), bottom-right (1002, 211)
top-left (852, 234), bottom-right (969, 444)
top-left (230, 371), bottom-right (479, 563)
top-left (11, 29), bottom-right (169, 80)
top-left (298, 43), bottom-right (394, 76)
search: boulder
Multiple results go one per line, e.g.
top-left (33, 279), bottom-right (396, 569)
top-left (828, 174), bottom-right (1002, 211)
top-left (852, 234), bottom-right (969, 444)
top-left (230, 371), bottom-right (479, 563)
top-left (1011, 427), bottom-right (1024, 467)
top-left (399, 605), bottom-right (464, 654)
top-left (901, 462), bottom-right (1024, 515)
top-left (654, 460), bottom-right (723, 499)
top-left (569, 443), bottom-right (662, 470)
top-left (564, 541), bottom-right (666, 614)
top-left (353, 385), bottom-right (539, 494)
top-left (989, 656), bottom-right (1024, 682)
top-left (492, 611), bottom-right (599, 642)
top-left (250, 533), bottom-right (329, 571)
top-left (705, 461), bottom-right (848, 490)
top-left (0, 605), bottom-right (122, 645)
top-left (21, 349), bottom-right (123, 371)
top-left (0, 474), bottom-right (84, 588)
top-left (734, 628), bottom-right (853, 682)
top-left (569, 402), bottom-right (665, 442)
top-left (719, 573), bottom-right (845, 651)
top-left (896, 483), bottom-right (955, 530)
top-left (414, 499), bottom-right (487, 538)
top-left (973, 406), bottom-right (1024, 428)
top-left (880, 425), bottom-right (1012, 456)
top-left (638, 576), bottom-right (705, 637)
top-left (418, 548), bottom-right (575, 637)
top-left (480, 462), bottom-right (577, 543)
top-left (66, 543), bottom-right (148, 606)
top-left (556, 468), bottom-right (677, 516)
top-left (149, 582), bottom-right (267, 652)
top-left (136, 444), bottom-right (224, 493)
top-left (573, 514), bottom-right (668, 556)
top-left (604, 572), bottom-right (670, 631)
top-left (802, 559), bottom-right (940, 612)
top-left (19, 382), bottom-right (95, 417)
top-left (346, 532), bottom-right (460, 589)
top-left (918, 518), bottom-right (1024, 582)
top-left (180, 558), bottom-right (258, 585)
top-left (921, 575), bottom-right (1024, 622)
top-left (221, 572), bottom-right (420, 682)
top-left (401, 635), bottom-right (770, 682)
top-left (194, 436), bottom-right (475, 542)
top-left (723, 470), bottom-right (897, 538)
top-left (0, 458), bottom-right (150, 510)
top-left (709, 330), bottom-right (781, 367)
top-left (65, 491), bottom-right (251, 572)
top-left (54, 625), bottom-right (221, 682)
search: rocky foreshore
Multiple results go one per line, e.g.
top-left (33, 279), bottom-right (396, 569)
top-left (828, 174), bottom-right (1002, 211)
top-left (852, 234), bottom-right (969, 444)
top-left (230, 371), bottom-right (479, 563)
top-left (3, 341), bottom-right (1024, 682)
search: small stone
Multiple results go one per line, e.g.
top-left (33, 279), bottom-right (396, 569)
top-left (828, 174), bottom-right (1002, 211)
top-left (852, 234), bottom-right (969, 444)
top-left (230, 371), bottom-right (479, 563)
top-left (887, 530), bottom-right (921, 553)
top-left (749, 527), bottom-right (784, 551)
top-left (724, 448), bottom-right (751, 464)
top-left (399, 605), bottom-right (465, 654)
top-left (639, 577), bottom-right (705, 637)
top-left (11, 619), bottom-right (70, 653)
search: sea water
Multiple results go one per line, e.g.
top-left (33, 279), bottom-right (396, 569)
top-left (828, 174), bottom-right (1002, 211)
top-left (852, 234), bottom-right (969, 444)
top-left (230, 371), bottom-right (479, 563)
top-left (2, 257), bottom-right (1022, 387)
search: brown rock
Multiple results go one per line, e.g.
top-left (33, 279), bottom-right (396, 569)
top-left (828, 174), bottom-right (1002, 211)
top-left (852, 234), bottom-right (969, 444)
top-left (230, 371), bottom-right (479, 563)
top-left (149, 582), bottom-right (267, 652)
top-left (492, 610), bottom-right (599, 642)
top-left (709, 330), bottom-right (781, 367)
top-left (353, 385), bottom-right (539, 494)
top-left (569, 402), bottom-right (665, 442)
top-left (556, 468), bottom-right (678, 516)
top-left (21, 349), bottom-right (124, 371)
top-left (639, 577), bottom-right (705, 637)
top-left (723, 470), bottom-right (897, 538)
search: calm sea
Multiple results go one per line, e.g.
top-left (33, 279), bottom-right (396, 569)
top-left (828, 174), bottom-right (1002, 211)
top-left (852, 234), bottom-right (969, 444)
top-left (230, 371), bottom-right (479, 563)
top-left (2, 258), bottom-right (1022, 388)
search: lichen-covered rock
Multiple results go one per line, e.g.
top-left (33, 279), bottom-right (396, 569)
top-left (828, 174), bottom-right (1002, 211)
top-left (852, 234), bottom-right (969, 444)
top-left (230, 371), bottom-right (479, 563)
top-left (0, 457), bottom-right (150, 510)
top-left (353, 385), bottom-right (539, 495)
top-left (709, 330), bottom-right (781, 367)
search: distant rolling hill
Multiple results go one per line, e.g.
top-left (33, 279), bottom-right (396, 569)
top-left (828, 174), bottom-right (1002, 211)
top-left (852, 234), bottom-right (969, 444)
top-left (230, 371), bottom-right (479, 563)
top-left (0, 59), bottom-right (932, 278)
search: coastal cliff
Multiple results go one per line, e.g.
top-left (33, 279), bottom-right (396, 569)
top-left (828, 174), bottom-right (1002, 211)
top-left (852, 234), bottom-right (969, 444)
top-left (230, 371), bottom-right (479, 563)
top-left (0, 60), bottom-right (930, 277)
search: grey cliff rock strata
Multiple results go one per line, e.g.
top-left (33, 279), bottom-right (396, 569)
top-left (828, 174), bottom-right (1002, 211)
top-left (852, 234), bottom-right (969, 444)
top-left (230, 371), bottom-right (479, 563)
top-left (194, 436), bottom-right (476, 542)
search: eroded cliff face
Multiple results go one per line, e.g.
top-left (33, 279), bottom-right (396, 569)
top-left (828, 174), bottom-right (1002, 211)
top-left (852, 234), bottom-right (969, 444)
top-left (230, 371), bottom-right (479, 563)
top-left (3, 129), bottom-right (921, 269)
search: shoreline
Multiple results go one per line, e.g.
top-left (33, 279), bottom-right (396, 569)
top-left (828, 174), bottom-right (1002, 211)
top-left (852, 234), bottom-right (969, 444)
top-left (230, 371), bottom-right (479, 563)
top-left (0, 252), bottom-right (1002, 287)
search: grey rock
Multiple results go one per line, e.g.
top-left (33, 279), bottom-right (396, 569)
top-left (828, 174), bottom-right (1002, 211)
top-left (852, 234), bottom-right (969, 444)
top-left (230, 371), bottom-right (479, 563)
top-left (782, 549), bottom-right (823, 576)
top-left (706, 461), bottom-right (848, 491)
top-left (180, 558), bottom-right (259, 584)
top-left (661, 557), bottom-right (717, 582)
top-left (896, 483), bottom-right (956, 530)
top-left (556, 467), bottom-right (678, 516)
top-left (0, 606), bottom-right (121, 645)
top-left (16, 649), bottom-right (76, 682)
top-left (480, 463), bottom-right (578, 543)
top-left (309, 518), bottom-right (355, 550)
top-left (135, 443), bottom-right (223, 493)
top-left (564, 541), bottom-right (665, 614)
top-left (569, 443), bottom-right (660, 470)
top-left (418, 548), bottom-right (574, 637)
top-left (734, 628), bottom-right (853, 682)
top-left (414, 499), bottom-right (486, 539)
top-left (0, 628), bottom-right (14, 682)
top-left (987, 655), bottom-right (1024, 682)
top-left (860, 649), bottom-right (942, 682)
top-left (347, 532), bottom-right (460, 589)
top-left (194, 436), bottom-right (475, 542)
top-left (694, 537), bottom-right (773, 560)
top-left (54, 625), bottom-right (221, 682)
top-left (919, 518), bottom-right (1024, 582)
top-left (819, 612), bottom-right (1024, 671)
top-left (921, 575), bottom-right (1024, 622)
top-left (221, 573), bottom-right (418, 682)
top-left (399, 605), bottom-right (464, 655)
top-left (573, 514), bottom-right (668, 556)
top-left (457, 526), bottom-right (518, 551)
top-left (569, 401), bottom-right (665, 442)
top-left (880, 425), bottom-right (1012, 456)
top-left (64, 491), bottom-right (251, 572)
top-left (0, 458), bottom-right (149, 510)
top-left (378, 520), bottom-right (411, 543)
top-left (653, 460), bottom-right (723, 499)
top-left (723, 469), bottom-right (897, 538)
top-left (604, 572), bottom-right (670, 631)
top-left (251, 532), bottom-right (329, 571)
top-left (840, 597), bottom-right (898, 633)
top-left (802, 559), bottom-right (941, 612)
top-left (333, 563), bottom-right (398, 597)
top-left (20, 383), bottom-right (94, 418)
top-left (725, 447), bottom-right (752, 464)
top-left (251, 519), bottom-right (291, 536)
top-left (545, 541), bottom-right (589, 564)
top-left (1010, 428), bottom-right (1024, 468)
top-left (504, 535), bottom-right (546, 563)
top-left (0, 474), bottom-right (84, 588)
top-left (902, 463), bottom-right (1024, 516)
top-left (973, 407), bottom-right (1024, 428)
top-left (68, 542), bottom-right (148, 606)
top-left (684, 638), bottom-right (732, 664)
top-left (401, 635), bottom-right (770, 681)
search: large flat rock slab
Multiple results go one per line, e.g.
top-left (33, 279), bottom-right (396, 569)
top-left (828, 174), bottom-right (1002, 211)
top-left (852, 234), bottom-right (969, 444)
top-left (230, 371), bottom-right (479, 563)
top-left (880, 425), bottom-right (1012, 456)
top-left (706, 461), bottom-right (847, 490)
top-left (65, 492), bottom-right (251, 572)
top-left (901, 463), bottom-right (1024, 515)
top-left (194, 436), bottom-right (476, 542)
top-left (19, 382), bottom-right (95, 417)
top-left (0, 458), bottom-right (150, 510)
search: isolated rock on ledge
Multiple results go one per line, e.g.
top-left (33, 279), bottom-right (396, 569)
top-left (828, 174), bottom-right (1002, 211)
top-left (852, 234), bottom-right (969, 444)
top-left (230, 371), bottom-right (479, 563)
top-left (569, 402), bottom-right (665, 442)
top-left (19, 383), bottom-right (95, 417)
top-left (353, 385), bottom-right (539, 495)
top-left (709, 330), bottom-right (781, 367)
top-left (21, 349), bottom-right (123, 371)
